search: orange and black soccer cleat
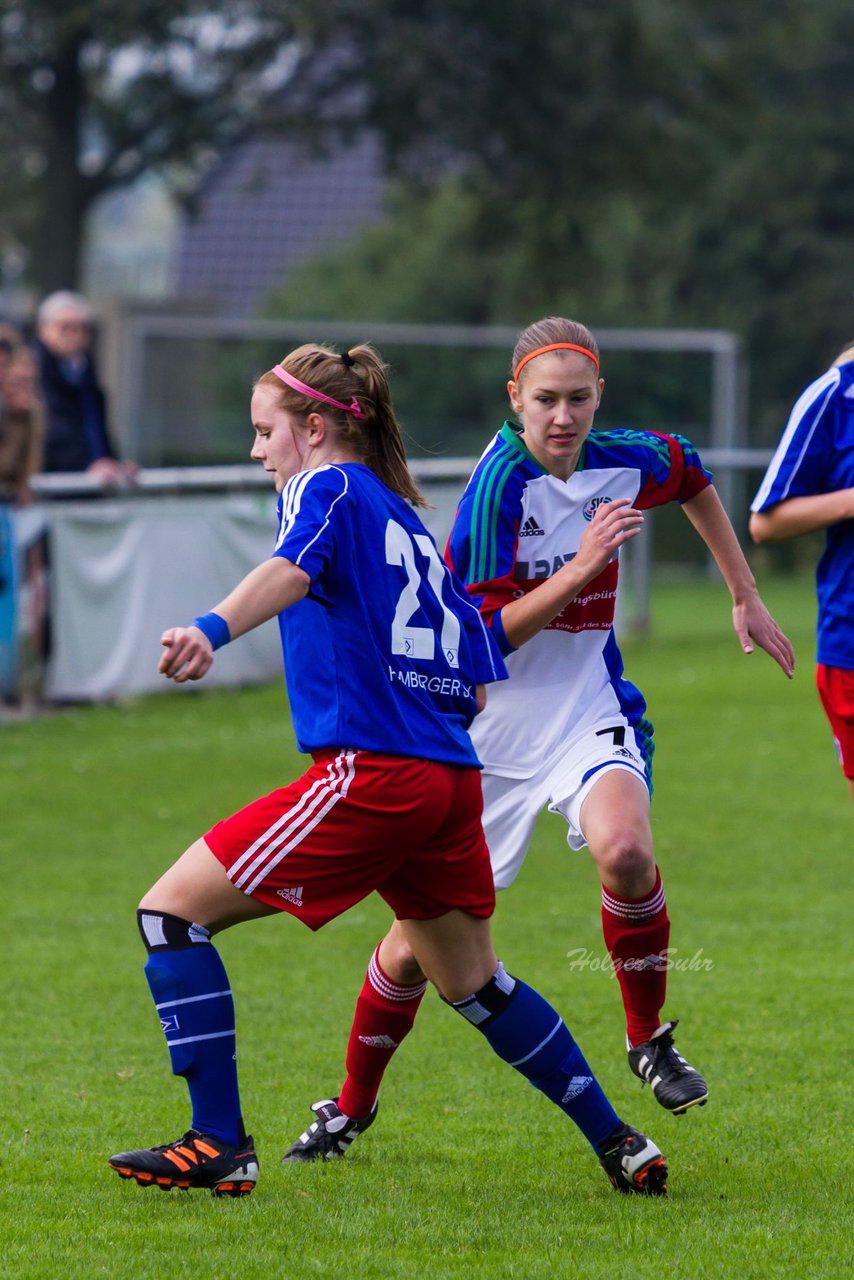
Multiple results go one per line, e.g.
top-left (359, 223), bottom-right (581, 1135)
top-left (108, 1130), bottom-right (258, 1197)
top-left (598, 1123), bottom-right (668, 1196)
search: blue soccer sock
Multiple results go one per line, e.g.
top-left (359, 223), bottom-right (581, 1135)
top-left (451, 963), bottom-right (620, 1151)
top-left (137, 910), bottom-right (244, 1147)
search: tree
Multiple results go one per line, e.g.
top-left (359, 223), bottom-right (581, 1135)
top-left (266, 0), bottom-right (854, 437)
top-left (5, 0), bottom-right (852, 435)
top-left (0, 0), bottom-right (351, 293)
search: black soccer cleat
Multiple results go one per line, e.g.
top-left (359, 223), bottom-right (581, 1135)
top-left (281, 1097), bottom-right (378, 1163)
top-left (628, 1019), bottom-right (709, 1115)
top-left (108, 1130), bottom-right (259, 1196)
top-left (598, 1123), bottom-right (668, 1196)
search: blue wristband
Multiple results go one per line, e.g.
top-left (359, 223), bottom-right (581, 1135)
top-left (191, 611), bottom-right (231, 651)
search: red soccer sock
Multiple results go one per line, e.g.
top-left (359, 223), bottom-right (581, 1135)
top-left (337, 945), bottom-right (427, 1121)
top-left (601, 867), bottom-right (671, 1047)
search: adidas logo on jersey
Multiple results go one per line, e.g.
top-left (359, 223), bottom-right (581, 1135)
top-left (277, 886), bottom-right (304, 906)
top-left (562, 1075), bottom-right (593, 1102)
top-left (358, 1034), bottom-right (400, 1049)
top-left (519, 516), bottom-right (545, 537)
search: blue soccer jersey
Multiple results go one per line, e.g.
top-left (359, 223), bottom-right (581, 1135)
top-left (446, 422), bottom-right (712, 777)
top-left (271, 463), bottom-right (506, 765)
top-left (751, 361), bottom-right (854, 669)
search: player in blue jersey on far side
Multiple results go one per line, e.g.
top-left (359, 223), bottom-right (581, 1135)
top-left (280, 317), bottom-right (796, 1167)
top-left (108, 340), bottom-right (670, 1198)
top-left (750, 342), bottom-right (854, 806)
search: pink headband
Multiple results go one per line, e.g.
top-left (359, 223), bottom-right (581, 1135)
top-left (513, 342), bottom-right (600, 382)
top-left (272, 363), bottom-right (365, 419)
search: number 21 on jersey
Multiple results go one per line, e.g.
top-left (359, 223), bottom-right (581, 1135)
top-left (385, 520), bottom-right (460, 668)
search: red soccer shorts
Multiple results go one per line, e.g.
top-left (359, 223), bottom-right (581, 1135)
top-left (816, 663), bottom-right (854, 778)
top-left (204, 749), bottom-right (496, 929)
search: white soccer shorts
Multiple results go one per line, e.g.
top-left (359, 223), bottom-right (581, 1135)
top-left (482, 715), bottom-right (652, 889)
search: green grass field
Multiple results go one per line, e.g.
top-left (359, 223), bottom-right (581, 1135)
top-left (1, 573), bottom-right (851, 1280)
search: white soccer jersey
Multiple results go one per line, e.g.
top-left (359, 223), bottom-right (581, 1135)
top-left (446, 422), bottom-right (712, 777)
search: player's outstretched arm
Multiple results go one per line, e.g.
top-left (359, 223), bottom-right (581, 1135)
top-left (159, 556), bottom-right (311, 684)
top-left (681, 485), bottom-right (795, 678)
top-left (749, 488), bottom-right (854, 543)
top-left (500, 498), bottom-right (643, 650)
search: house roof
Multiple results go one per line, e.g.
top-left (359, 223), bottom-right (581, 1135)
top-left (175, 130), bottom-right (386, 316)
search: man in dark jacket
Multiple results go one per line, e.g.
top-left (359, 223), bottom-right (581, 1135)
top-left (33, 291), bottom-right (137, 481)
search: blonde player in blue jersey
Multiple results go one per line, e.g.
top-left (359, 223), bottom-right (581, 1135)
top-left (281, 318), bottom-right (795, 1165)
top-left (108, 341), bottom-right (670, 1199)
top-left (750, 342), bottom-right (854, 805)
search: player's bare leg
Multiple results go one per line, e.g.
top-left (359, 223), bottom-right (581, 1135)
top-left (580, 769), bottom-right (656, 898)
top-left (139, 837), bottom-right (279, 931)
top-left (377, 918), bottom-right (428, 984)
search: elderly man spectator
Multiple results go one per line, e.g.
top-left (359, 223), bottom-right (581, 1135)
top-left (33, 291), bottom-right (137, 482)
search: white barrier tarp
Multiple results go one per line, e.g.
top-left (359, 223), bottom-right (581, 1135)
top-left (43, 486), bottom-right (461, 702)
top-left (46, 494), bottom-right (283, 700)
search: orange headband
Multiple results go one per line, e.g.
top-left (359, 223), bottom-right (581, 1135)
top-left (513, 342), bottom-right (600, 382)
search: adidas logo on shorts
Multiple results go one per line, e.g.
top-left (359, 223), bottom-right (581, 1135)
top-left (277, 886), bottom-right (304, 906)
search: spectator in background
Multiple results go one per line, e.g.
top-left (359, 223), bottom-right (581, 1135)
top-left (0, 344), bottom-right (45, 503)
top-left (32, 290), bottom-right (137, 482)
top-left (750, 343), bottom-right (854, 806)
top-left (0, 322), bottom-right (22, 393)
top-left (0, 334), bottom-right (48, 698)
top-left (1, 343), bottom-right (48, 666)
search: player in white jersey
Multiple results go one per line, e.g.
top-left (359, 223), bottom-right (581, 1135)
top-left (108, 340), bottom-right (670, 1199)
top-left (282, 318), bottom-right (794, 1162)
